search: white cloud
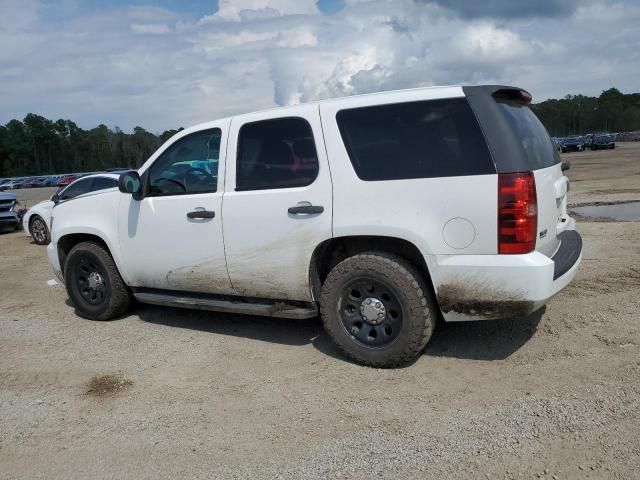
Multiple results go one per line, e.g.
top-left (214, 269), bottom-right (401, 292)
top-left (453, 23), bottom-right (530, 61)
top-left (202, 0), bottom-right (320, 22)
top-left (131, 23), bottom-right (172, 35)
top-left (0, 0), bottom-right (638, 132)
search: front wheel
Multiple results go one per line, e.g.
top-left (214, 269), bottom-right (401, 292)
top-left (29, 215), bottom-right (50, 245)
top-left (64, 241), bottom-right (132, 320)
top-left (320, 253), bottom-right (435, 368)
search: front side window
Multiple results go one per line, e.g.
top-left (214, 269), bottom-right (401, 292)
top-left (236, 117), bottom-right (319, 191)
top-left (91, 177), bottom-right (118, 191)
top-left (337, 98), bottom-right (495, 181)
top-left (148, 129), bottom-right (221, 196)
top-left (59, 178), bottom-right (92, 200)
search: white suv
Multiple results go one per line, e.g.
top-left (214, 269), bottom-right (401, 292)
top-left (47, 85), bottom-right (582, 367)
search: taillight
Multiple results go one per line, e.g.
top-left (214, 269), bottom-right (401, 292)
top-left (498, 171), bottom-right (537, 254)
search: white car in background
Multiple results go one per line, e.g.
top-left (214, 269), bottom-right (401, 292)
top-left (23, 173), bottom-right (119, 245)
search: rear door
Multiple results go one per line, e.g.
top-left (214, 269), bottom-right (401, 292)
top-left (222, 105), bottom-right (333, 301)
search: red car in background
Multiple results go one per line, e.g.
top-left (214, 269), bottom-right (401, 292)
top-left (57, 175), bottom-right (77, 187)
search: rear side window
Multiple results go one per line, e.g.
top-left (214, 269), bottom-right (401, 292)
top-left (336, 98), bottom-right (494, 181)
top-left (91, 177), bottom-right (118, 191)
top-left (494, 99), bottom-right (560, 170)
top-left (236, 117), bottom-right (319, 191)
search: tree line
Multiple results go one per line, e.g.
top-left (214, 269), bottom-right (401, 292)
top-left (532, 88), bottom-right (640, 137)
top-left (0, 115), bottom-right (182, 178)
top-left (1, 87), bottom-right (639, 177)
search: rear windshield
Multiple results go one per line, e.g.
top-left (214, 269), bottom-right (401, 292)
top-left (336, 98), bottom-right (495, 181)
top-left (495, 100), bottom-right (560, 170)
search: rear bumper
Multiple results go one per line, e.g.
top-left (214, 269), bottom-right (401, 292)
top-left (432, 229), bottom-right (583, 321)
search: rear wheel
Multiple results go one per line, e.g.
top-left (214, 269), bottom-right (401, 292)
top-left (29, 215), bottom-right (50, 245)
top-left (64, 241), bottom-right (132, 320)
top-left (320, 253), bottom-right (435, 368)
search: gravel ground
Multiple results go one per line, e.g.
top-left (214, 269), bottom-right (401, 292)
top-left (1, 144), bottom-right (639, 479)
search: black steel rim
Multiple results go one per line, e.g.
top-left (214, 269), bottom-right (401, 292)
top-left (75, 257), bottom-right (107, 306)
top-left (31, 218), bottom-right (46, 243)
top-left (338, 277), bottom-right (403, 347)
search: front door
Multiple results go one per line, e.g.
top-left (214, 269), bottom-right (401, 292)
top-left (222, 105), bottom-right (333, 301)
top-left (118, 122), bottom-right (233, 294)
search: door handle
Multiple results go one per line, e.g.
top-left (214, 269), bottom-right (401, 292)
top-left (288, 205), bottom-right (324, 215)
top-left (187, 210), bottom-right (215, 219)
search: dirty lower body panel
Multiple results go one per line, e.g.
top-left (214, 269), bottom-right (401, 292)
top-left (430, 228), bottom-right (582, 322)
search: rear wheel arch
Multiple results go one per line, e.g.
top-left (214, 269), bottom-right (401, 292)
top-left (309, 235), bottom-right (435, 300)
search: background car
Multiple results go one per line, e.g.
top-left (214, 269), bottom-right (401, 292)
top-left (0, 192), bottom-right (23, 231)
top-left (57, 175), bottom-right (77, 187)
top-left (0, 179), bottom-right (25, 190)
top-left (560, 136), bottom-right (585, 152)
top-left (591, 134), bottom-right (616, 150)
top-left (23, 173), bottom-right (120, 245)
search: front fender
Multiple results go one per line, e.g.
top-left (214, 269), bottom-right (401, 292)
top-left (51, 191), bottom-right (131, 284)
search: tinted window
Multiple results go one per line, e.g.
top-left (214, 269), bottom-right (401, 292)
top-left (60, 178), bottom-right (92, 200)
top-left (91, 177), bottom-right (118, 191)
top-left (236, 117), bottom-right (319, 191)
top-left (495, 100), bottom-right (560, 169)
top-left (149, 129), bottom-right (220, 196)
top-left (336, 98), bottom-right (494, 181)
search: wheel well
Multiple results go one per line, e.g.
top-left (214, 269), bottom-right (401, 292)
top-left (28, 213), bottom-right (42, 229)
top-left (310, 236), bottom-right (434, 300)
top-left (58, 234), bottom-right (109, 275)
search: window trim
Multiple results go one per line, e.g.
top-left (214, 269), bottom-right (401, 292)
top-left (235, 116), bottom-right (320, 192)
top-left (146, 127), bottom-right (222, 198)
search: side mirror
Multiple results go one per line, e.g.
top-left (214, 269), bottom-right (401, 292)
top-left (118, 171), bottom-right (143, 200)
top-left (51, 193), bottom-right (59, 203)
top-left (561, 160), bottom-right (571, 172)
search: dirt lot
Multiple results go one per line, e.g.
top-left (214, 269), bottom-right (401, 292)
top-left (1, 144), bottom-right (639, 479)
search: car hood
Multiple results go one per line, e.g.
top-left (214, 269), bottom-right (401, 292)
top-left (31, 199), bottom-right (53, 210)
top-left (0, 192), bottom-right (17, 201)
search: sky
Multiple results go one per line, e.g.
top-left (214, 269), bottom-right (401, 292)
top-left (0, 0), bottom-right (639, 132)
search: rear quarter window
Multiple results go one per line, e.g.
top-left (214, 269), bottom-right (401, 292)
top-left (494, 99), bottom-right (560, 170)
top-left (336, 98), bottom-right (495, 181)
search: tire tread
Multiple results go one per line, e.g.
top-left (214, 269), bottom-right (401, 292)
top-left (320, 252), bottom-right (434, 368)
top-left (65, 241), bottom-right (131, 320)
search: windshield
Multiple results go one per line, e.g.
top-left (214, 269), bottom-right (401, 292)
top-left (596, 135), bottom-right (612, 142)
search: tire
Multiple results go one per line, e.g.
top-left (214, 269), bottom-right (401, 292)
top-left (64, 241), bottom-right (132, 320)
top-left (320, 252), bottom-right (435, 368)
top-left (29, 215), bottom-right (50, 245)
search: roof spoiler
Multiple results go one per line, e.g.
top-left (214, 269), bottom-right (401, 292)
top-left (463, 85), bottom-right (532, 104)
